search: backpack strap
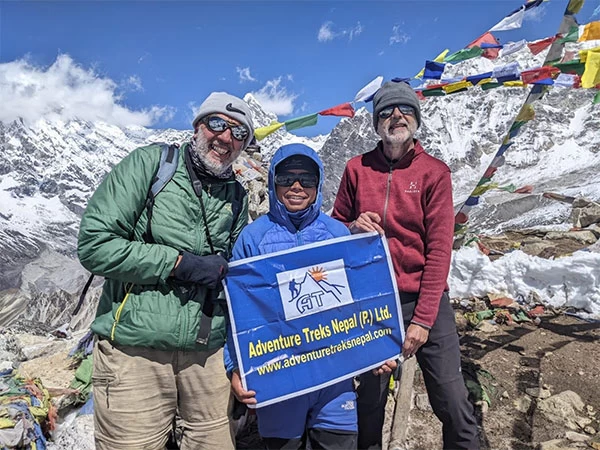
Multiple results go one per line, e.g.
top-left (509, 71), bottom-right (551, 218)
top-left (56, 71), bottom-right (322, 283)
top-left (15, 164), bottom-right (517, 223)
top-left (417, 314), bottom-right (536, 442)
top-left (73, 143), bottom-right (180, 317)
top-left (142, 143), bottom-right (180, 244)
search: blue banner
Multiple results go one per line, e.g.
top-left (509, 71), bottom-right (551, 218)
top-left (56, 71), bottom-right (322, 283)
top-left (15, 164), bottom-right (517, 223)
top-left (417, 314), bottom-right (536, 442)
top-left (224, 232), bottom-right (404, 408)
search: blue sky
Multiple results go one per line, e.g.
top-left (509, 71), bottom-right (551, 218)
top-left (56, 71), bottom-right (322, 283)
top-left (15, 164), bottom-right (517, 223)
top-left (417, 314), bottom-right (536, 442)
top-left (1, 0), bottom-right (599, 136)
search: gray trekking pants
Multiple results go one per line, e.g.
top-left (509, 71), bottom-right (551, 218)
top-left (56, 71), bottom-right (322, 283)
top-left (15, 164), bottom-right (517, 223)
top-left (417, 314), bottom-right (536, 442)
top-left (356, 292), bottom-right (479, 450)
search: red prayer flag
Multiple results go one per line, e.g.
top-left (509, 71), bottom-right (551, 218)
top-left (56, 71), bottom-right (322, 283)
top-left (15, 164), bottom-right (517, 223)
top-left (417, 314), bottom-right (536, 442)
top-left (318, 102), bottom-right (355, 118)
top-left (467, 32), bottom-right (500, 60)
top-left (514, 185), bottom-right (534, 194)
top-left (521, 66), bottom-right (560, 84)
top-left (426, 81), bottom-right (450, 90)
top-left (416, 90), bottom-right (425, 100)
top-left (527, 36), bottom-right (558, 55)
top-left (483, 166), bottom-right (498, 179)
top-left (455, 212), bottom-right (469, 225)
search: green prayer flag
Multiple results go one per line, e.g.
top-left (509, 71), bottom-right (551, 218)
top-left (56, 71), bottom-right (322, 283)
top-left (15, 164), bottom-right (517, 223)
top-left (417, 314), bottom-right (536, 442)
top-left (559, 26), bottom-right (579, 44)
top-left (593, 91), bottom-right (600, 104)
top-left (444, 47), bottom-right (484, 63)
top-left (553, 60), bottom-right (586, 76)
top-left (421, 88), bottom-right (446, 97)
top-left (284, 113), bottom-right (318, 131)
top-left (480, 82), bottom-right (502, 91)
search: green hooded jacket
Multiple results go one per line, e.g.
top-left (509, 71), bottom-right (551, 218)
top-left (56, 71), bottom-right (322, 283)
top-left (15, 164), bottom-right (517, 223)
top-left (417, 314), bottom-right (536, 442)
top-left (77, 142), bottom-right (248, 351)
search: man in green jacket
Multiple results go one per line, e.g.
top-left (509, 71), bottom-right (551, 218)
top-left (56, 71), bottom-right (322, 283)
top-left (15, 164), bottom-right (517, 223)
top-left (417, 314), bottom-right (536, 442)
top-left (78, 92), bottom-right (254, 450)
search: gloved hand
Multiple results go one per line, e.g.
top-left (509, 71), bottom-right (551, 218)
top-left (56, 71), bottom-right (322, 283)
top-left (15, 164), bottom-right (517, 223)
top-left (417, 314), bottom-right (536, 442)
top-left (172, 251), bottom-right (229, 289)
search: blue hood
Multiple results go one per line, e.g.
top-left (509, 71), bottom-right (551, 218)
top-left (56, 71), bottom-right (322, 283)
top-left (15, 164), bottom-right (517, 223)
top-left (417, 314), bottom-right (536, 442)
top-left (268, 143), bottom-right (324, 233)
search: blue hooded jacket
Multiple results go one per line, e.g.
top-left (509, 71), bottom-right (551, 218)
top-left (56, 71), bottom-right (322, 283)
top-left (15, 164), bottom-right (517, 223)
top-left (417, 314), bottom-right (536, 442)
top-left (224, 143), bottom-right (350, 375)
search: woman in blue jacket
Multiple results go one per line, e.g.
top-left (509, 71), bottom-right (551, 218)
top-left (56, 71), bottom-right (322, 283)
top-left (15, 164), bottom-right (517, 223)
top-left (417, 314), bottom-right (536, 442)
top-left (224, 143), bottom-right (358, 449)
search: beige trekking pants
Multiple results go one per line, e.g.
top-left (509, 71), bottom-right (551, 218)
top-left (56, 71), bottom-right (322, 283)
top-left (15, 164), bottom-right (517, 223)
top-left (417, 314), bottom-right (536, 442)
top-left (92, 339), bottom-right (234, 450)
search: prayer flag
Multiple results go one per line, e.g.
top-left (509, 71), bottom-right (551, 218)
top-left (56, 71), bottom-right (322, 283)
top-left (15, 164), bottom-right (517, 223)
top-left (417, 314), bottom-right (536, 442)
top-left (354, 76), bottom-right (383, 103)
top-left (421, 88), bottom-right (446, 97)
top-left (443, 80), bottom-right (472, 94)
top-left (553, 60), bottom-right (585, 75)
top-left (554, 73), bottom-right (579, 88)
top-left (415, 49), bottom-right (449, 79)
top-left (255, 122), bottom-right (284, 141)
top-left (490, 6), bottom-right (525, 32)
top-left (567, 0), bottom-right (584, 14)
top-left (285, 113), bottom-right (319, 131)
top-left (559, 26), bottom-right (580, 44)
top-left (500, 40), bottom-right (527, 57)
top-left (579, 22), bottom-right (600, 42)
top-left (466, 72), bottom-right (493, 85)
top-left (468, 32), bottom-right (500, 59)
top-left (520, 66), bottom-right (560, 84)
top-left (581, 51), bottom-right (600, 89)
top-left (493, 62), bottom-right (521, 81)
top-left (444, 47), bottom-right (484, 63)
top-left (423, 61), bottom-right (446, 79)
top-left (515, 104), bottom-right (535, 122)
top-left (593, 91), bottom-right (600, 104)
top-left (527, 36), bottom-right (558, 55)
top-left (319, 103), bottom-right (355, 118)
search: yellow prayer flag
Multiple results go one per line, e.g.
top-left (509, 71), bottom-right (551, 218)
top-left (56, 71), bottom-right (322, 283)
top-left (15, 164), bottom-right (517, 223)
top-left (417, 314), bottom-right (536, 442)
top-left (443, 80), bottom-right (472, 94)
top-left (415, 49), bottom-right (449, 78)
top-left (477, 78), bottom-right (495, 85)
top-left (254, 122), bottom-right (284, 141)
top-left (515, 104), bottom-right (535, 122)
top-left (472, 183), bottom-right (499, 197)
top-left (579, 46), bottom-right (600, 63)
top-left (581, 51), bottom-right (600, 89)
top-left (503, 81), bottom-right (525, 87)
top-left (567, 0), bottom-right (584, 14)
top-left (579, 22), bottom-right (600, 42)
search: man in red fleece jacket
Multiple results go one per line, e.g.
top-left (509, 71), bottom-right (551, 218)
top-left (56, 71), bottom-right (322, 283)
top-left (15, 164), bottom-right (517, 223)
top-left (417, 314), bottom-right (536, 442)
top-left (332, 80), bottom-right (479, 450)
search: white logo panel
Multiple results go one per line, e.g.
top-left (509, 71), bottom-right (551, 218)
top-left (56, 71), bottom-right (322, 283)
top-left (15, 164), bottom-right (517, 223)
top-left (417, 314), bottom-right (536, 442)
top-left (276, 259), bottom-right (353, 321)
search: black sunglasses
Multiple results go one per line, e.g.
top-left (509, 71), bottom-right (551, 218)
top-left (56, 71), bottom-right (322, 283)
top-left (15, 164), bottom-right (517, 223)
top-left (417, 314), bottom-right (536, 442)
top-left (202, 115), bottom-right (250, 141)
top-left (274, 172), bottom-right (319, 188)
top-left (378, 104), bottom-right (416, 119)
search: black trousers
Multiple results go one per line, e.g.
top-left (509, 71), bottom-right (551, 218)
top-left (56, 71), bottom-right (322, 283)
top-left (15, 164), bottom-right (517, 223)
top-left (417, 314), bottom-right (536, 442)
top-left (356, 292), bottom-right (479, 450)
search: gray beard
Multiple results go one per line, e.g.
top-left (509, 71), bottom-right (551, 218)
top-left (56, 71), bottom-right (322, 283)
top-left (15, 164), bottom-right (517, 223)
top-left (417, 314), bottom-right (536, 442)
top-left (190, 134), bottom-right (234, 179)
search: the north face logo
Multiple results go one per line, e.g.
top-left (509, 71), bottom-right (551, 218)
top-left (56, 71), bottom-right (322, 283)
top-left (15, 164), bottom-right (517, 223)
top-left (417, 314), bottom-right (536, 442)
top-left (341, 400), bottom-right (355, 410)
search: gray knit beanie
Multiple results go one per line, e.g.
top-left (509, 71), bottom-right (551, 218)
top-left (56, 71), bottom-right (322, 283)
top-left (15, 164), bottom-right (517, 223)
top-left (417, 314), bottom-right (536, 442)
top-left (372, 81), bottom-right (421, 130)
top-left (192, 92), bottom-right (255, 150)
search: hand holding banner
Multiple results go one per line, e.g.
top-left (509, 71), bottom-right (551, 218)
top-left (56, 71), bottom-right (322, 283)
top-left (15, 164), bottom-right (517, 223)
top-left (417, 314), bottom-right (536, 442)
top-left (224, 232), bottom-right (404, 408)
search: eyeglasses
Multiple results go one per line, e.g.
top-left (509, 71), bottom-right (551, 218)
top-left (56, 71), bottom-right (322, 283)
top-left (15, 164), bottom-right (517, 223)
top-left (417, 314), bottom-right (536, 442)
top-left (202, 115), bottom-right (250, 141)
top-left (274, 172), bottom-right (319, 188)
top-left (378, 104), bottom-right (416, 119)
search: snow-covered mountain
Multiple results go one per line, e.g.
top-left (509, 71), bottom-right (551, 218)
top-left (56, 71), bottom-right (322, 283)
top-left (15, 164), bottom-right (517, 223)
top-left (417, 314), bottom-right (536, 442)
top-left (1, 45), bottom-right (600, 327)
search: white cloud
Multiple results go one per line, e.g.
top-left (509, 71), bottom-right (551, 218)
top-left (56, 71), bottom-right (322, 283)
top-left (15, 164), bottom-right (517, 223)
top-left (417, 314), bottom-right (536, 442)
top-left (346, 22), bottom-right (363, 41)
top-left (318, 21), bottom-right (335, 42)
top-left (286, 74), bottom-right (294, 82)
top-left (389, 25), bottom-right (410, 45)
top-left (318, 21), bottom-right (363, 42)
top-left (0, 55), bottom-right (173, 127)
top-left (236, 66), bottom-right (257, 83)
top-left (122, 75), bottom-right (143, 92)
top-left (250, 77), bottom-right (297, 116)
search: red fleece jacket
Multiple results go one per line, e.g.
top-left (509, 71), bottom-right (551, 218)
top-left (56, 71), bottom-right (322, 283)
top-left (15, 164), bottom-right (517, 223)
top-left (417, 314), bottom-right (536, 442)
top-left (332, 140), bottom-right (454, 328)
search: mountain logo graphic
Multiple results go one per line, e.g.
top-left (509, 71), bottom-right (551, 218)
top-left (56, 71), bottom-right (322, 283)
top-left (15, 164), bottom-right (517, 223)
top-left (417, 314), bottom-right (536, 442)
top-left (276, 259), bottom-right (353, 321)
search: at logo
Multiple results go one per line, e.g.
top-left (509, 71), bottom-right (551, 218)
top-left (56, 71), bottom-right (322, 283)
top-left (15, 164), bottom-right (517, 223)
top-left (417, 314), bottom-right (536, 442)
top-left (276, 259), bottom-right (353, 320)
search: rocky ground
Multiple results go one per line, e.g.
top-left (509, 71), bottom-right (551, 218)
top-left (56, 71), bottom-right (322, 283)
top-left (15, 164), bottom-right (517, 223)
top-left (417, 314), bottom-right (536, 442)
top-left (398, 312), bottom-right (600, 450)
top-left (2, 304), bottom-right (598, 450)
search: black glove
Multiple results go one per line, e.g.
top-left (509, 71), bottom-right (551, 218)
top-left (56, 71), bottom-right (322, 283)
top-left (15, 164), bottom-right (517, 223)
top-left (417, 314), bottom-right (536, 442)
top-left (172, 251), bottom-right (229, 289)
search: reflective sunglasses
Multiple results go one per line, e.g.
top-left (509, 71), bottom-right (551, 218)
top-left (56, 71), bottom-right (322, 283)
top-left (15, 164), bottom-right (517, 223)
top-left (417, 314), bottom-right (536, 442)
top-left (274, 172), bottom-right (319, 188)
top-left (378, 104), bottom-right (416, 119)
top-left (202, 115), bottom-right (250, 141)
